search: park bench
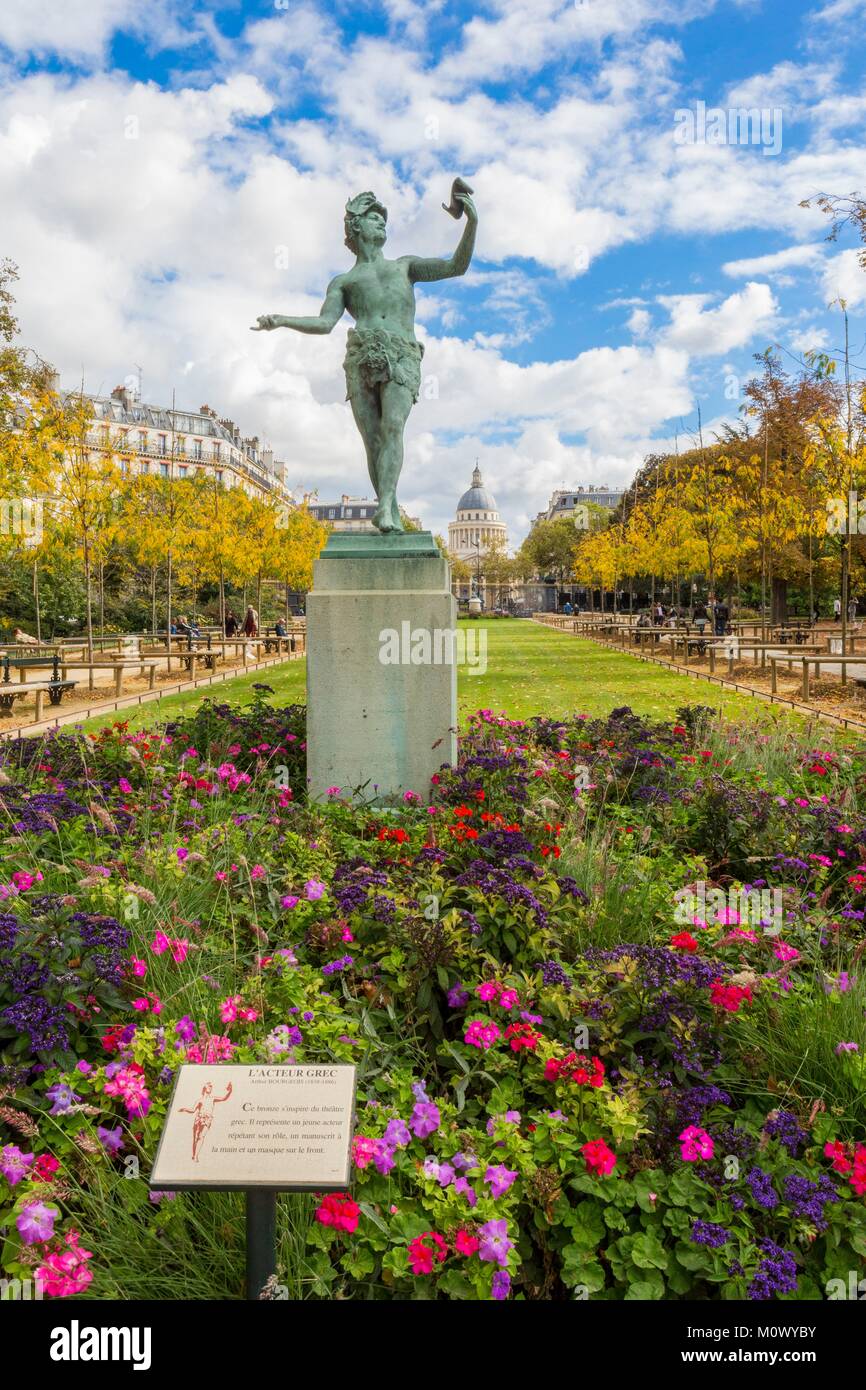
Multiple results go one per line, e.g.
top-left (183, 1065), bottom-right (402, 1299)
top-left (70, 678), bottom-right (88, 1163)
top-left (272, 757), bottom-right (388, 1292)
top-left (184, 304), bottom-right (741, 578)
top-left (57, 658), bottom-right (160, 696)
top-left (0, 653), bottom-right (77, 714)
top-left (769, 653), bottom-right (866, 700)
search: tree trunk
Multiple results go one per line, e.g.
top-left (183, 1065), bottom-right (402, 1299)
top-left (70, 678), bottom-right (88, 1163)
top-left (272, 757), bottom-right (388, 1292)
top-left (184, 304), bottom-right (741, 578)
top-left (151, 566), bottom-right (157, 637)
top-left (771, 576), bottom-right (788, 625)
top-left (98, 559), bottom-right (105, 638)
top-left (33, 559), bottom-right (41, 644)
top-left (84, 541), bottom-right (94, 689)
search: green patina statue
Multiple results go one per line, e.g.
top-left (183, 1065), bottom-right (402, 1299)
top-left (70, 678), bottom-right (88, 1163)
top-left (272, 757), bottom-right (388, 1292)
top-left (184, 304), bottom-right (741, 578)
top-left (252, 179), bottom-right (477, 534)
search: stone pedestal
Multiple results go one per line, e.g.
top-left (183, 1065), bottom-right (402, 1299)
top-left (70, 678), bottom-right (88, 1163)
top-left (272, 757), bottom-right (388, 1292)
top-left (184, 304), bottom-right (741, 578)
top-left (306, 531), bottom-right (457, 803)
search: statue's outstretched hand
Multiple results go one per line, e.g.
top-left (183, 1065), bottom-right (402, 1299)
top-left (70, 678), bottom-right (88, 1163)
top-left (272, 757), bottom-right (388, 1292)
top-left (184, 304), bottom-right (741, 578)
top-left (456, 192), bottom-right (477, 223)
top-left (251, 314), bottom-right (278, 331)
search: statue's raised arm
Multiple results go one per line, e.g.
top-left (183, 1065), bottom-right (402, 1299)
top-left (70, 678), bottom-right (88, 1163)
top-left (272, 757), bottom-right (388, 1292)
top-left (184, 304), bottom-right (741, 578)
top-left (404, 179), bottom-right (478, 283)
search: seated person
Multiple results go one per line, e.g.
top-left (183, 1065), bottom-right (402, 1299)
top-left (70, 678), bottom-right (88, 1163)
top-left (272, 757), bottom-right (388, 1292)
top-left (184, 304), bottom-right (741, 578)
top-left (274, 619), bottom-right (287, 637)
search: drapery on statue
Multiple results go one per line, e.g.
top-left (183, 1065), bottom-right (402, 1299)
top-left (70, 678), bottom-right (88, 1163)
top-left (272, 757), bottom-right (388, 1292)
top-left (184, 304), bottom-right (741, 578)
top-left (252, 179), bottom-right (477, 534)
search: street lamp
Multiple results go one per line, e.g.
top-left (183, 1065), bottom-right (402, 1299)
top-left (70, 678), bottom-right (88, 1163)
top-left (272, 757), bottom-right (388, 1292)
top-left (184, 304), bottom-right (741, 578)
top-left (472, 539), bottom-right (482, 605)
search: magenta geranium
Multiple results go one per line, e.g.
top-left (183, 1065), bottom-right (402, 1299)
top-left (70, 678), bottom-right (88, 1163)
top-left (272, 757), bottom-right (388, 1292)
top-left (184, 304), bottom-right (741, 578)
top-left (679, 1126), bottom-right (714, 1161)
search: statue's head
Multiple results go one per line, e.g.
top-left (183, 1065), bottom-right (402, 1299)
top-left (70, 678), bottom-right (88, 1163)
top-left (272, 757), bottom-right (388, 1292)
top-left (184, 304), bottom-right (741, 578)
top-left (344, 191), bottom-right (387, 253)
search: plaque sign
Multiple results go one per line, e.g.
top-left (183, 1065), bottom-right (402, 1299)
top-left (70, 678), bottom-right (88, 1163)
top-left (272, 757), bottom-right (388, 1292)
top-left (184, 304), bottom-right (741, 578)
top-left (150, 1063), bottom-right (357, 1192)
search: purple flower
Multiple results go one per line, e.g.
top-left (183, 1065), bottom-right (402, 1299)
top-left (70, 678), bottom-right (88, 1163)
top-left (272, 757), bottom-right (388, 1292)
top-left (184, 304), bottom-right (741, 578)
top-left (491, 1269), bottom-right (511, 1300)
top-left (691, 1219), bottom-right (730, 1248)
top-left (437, 1163), bottom-right (456, 1188)
top-left (280, 895), bottom-right (299, 910)
top-left (454, 1176), bottom-right (477, 1207)
top-left (478, 1218), bottom-right (513, 1268)
top-left (485, 1164), bottom-right (518, 1198)
top-left (16, 1200), bottom-right (56, 1245)
top-left (447, 984), bottom-right (470, 1009)
top-left (383, 1118), bottom-right (411, 1148)
top-left (451, 1151), bottom-right (476, 1172)
top-left (45, 1082), bottom-right (80, 1115)
top-left (487, 1110), bottom-right (521, 1136)
top-left (97, 1125), bottom-right (124, 1155)
top-left (0, 1144), bottom-right (33, 1185)
top-left (304, 879), bottom-right (326, 901)
top-left (411, 1081), bottom-right (429, 1103)
top-left (175, 1016), bottom-right (196, 1043)
top-left (410, 1101), bottom-right (440, 1139)
top-left (373, 1144), bottom-right (396, 1176)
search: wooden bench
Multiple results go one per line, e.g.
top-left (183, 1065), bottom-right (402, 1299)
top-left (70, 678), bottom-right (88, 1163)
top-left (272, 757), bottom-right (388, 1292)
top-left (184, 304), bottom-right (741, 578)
top-left (769, 653), bottom-right (866, 699)
top-left (1, 654), bottom-right (77, 716)
top-left (57, 659), bottom-right (159, 696)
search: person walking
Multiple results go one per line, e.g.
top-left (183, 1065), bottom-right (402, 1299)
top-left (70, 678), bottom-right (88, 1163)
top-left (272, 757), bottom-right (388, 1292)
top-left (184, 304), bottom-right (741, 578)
top-left (834, 596), bottom-right (842, 621)
top-left (713, 598), bottom-right (729, 637)
top-left (225, 610), bottom-right (238, 637)
top-left (848, 596), bottom-right (857, 624)
top-left (242, 605), bottom-right (258, 637)
top-left (693, 599), bottom-right (708, 634)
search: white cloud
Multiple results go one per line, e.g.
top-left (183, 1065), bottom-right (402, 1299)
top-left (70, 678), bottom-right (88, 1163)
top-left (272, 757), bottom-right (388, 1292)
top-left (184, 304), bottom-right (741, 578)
top-left (820, 249), bottom-right (866, 309)
top-left (722, 244), bottom-right (824, 278)
top-left (657, 283), bottom-right (778, 355)
top-left (789, 326), bottom-right (831, 351)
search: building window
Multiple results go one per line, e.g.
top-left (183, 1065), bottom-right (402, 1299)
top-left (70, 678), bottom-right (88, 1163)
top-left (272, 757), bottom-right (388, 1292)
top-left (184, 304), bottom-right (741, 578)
top-left (213, 443), bottom-right (221, 460)
top-left (194, 440), bottom-right (203, 460)
top-left (178, 465), bottom-right (188, 478)
top-left (215, 470), bottom-right (223, 483)
top-left (160, 463), bottom-right (169, 478)
top-left (158, 434), bottom-right (167, 454)
top-left (138, 431), bottom-right (147, 449)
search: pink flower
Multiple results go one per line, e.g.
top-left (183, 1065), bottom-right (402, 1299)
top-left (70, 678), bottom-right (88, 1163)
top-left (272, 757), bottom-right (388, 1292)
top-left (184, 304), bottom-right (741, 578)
top-left (304, 879), bottom-right (326, 900)
top-left (454, 1229), bottom-right (480, 1257)
top-left (36, 1230), bottom-right (94, 1297)
top-left (280, 895), bottom-right (299, 910)
top-left (150, 931), bottom-right (170, 956)
top-left (476, 981), bottom-right (501, 1003)
top-left (679, 1126), bottom-right (714, 1162)
top-left (171, 938), bottom-right (189, 964)
top-left (352, 1136), bottom-right (377, 1169)
top-left (497, 989), bottom-right (519, 1010)
top-left (464, 1019), bottom-right (501, 1050)
top-left (118, 778), bottom-right (133, 794)
top-left (130, 957), bottom-right (147, 978)
top-left (774, 943), bottom-right (800, 963)
top-left (250, 864), bottom-right (267, 881)
top-left (103, 1065), bottom-right (150, 1118)
top-left (220, 995), bottom-right (241, 1024)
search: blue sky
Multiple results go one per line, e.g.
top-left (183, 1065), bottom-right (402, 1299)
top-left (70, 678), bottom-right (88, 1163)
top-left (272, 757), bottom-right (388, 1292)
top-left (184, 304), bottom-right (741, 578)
top-left (1, 0), bottom-right (865, 541)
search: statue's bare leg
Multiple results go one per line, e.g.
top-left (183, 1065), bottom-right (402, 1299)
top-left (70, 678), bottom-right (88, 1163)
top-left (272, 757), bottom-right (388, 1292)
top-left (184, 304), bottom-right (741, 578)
top-left (375, 381), bottom-right (414, 532)
top-left (348, 383), bottom-right (381, 500)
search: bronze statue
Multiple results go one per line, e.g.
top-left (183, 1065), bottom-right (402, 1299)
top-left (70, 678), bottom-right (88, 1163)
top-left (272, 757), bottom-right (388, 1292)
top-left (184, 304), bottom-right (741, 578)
top-left (252, 179), bottom-right (477, 534)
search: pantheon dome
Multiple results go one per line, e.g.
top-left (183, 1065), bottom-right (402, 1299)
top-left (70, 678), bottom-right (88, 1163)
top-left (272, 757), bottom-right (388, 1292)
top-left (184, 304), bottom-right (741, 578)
top-left (448, 465), bottom-right (509, 562)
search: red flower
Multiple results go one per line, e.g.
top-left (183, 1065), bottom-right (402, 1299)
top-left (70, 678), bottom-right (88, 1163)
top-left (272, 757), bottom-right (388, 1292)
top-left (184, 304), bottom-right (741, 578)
top-left (315, 1194), bottom-right (360, 1233)
top-left (100, 1024), bottom-right (127, 1054)
top-left (582, 1137), bottom-right (617, 1177)
top-left (670, 931), bottom-right (698, 952)
top-left (709, 980), bottom-right (753, 1013)
top-left (546, 1052), bottom-right (604, 1087)
top-left (824, 1139), bottom-right (853, 1176)
top-left (504, 1022), bottom-right (541, 1052)
top-left (408, 1231), bottom-right (448, 1274)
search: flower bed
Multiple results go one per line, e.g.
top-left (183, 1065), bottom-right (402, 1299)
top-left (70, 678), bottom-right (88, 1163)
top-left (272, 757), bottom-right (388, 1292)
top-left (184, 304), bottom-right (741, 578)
top-left (1, 692), bottom-right (864, 1300)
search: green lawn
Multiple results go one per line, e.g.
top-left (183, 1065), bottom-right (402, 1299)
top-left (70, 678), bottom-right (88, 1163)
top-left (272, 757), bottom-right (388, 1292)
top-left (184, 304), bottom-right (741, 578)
top-left (76, 619), bottom-right (802, 733)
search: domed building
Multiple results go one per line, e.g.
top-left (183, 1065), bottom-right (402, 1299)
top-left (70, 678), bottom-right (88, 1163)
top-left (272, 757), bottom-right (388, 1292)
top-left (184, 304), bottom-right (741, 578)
top-left (448, 464), bottom-right (512, 607)
top-left (448, 464), bottom-right (508, 562)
